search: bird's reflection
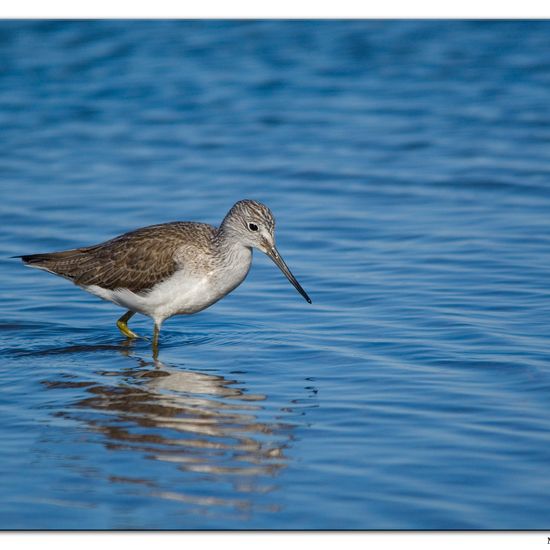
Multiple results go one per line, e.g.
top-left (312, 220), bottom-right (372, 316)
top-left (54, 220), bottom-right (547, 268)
top-left (42, 346), bottom-right (302, 514)
top-left (81, 359), bottom-right (289, 474)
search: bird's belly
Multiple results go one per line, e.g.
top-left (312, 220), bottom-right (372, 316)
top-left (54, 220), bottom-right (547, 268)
top-left (85, 262), bottom-right (250, 322)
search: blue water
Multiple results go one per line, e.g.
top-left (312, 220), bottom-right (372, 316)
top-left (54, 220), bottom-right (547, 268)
top-left (1, 20), bottom-right (550, 530)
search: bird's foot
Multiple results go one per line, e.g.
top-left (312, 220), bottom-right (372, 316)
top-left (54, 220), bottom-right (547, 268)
top-left (116, 319), bottom-right (140, 340)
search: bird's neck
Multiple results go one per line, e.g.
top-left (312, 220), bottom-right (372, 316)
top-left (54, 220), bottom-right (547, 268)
top-left (213, 226), bottom-right (253, 269)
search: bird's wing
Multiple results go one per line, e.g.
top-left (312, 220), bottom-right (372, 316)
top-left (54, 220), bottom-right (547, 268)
top-left (21, 222), bottom-right (216, 294)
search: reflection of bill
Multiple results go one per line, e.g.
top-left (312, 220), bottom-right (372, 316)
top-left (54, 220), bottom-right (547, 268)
top-left (49, 354), bottom-right (300, 513)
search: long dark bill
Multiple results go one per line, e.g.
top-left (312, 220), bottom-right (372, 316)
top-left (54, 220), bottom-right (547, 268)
top-left (266, 247), bottom-right (312, 304)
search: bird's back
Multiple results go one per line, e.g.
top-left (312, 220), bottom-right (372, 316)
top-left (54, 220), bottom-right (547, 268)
top-left (20, 222), bottom-right (217, 294)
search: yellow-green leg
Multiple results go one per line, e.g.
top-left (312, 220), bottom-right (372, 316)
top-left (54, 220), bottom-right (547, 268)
top-left (152, 323), bottom-right (160, 359)
top-left (116, 310), bottom-right (139, 339)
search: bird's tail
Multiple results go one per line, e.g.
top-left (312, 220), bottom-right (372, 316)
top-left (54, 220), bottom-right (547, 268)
top-left (17, 249), bottom-right (81, 265)
top-left (15, 249), bottom-right (91, 279)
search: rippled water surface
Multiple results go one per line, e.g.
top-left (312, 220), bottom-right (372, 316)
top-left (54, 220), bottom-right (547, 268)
top-left (2, 20), bottom-right (550, 529)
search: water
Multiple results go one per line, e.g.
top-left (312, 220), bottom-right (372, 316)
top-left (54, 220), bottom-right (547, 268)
top-left (1, 20), bottom-right (550, 530)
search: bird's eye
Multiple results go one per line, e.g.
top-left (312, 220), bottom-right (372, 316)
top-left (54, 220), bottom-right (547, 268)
top-left (248, 223), bottom-right (258, 232)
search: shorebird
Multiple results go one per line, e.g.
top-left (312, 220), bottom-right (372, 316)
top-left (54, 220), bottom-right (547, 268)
top-left (18, 200), bottom-right (311, 355)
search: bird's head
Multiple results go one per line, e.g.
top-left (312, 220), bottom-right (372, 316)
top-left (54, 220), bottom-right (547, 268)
top-left (220, 199), bottom-right (311, 304)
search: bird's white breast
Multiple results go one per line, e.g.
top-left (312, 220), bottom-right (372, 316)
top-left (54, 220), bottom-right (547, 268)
top-left (85, 245), bottom-right (253, 324)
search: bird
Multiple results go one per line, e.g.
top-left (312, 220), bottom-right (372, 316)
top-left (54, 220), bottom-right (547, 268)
top-left (17, 200), bottom-right (312, 356)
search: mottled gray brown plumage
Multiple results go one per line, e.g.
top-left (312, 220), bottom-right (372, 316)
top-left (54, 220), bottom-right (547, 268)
top-left (20, 222), bottom-right (217, 293)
